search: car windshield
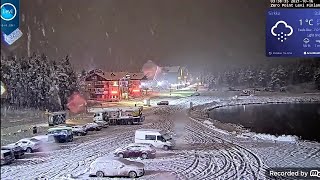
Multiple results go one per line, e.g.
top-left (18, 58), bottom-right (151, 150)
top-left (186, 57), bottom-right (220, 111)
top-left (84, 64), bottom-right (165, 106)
top-left (30, 138), bottom-right (41, 142)
top-left (118, 159), bottom-right (132, 165)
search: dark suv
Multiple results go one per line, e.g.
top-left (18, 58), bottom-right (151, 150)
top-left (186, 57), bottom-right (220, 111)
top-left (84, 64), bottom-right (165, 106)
top-left (114, 143), bottom-right (156, 159)
top-left (1, 150), bottom-right (14, 165)
top-left (1, 145), bottom-right (25, 159)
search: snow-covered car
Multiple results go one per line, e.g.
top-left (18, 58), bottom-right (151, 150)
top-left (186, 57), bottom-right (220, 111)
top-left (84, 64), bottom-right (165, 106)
top-left (1, 150), bottom-right (14, 165)
top-left (89, 157), bottom-right (145, 178)
top-left (93, 120), bottom-right (109, 128)
top-left (84, 123), bottom-right (102, 131)
top-left (191, 92), bottom-right (200, 96)
top-left (1, 144), bottom-right (25, 159)
top-left (71, 126), bottom-right (87, 136)
top-left (15, 138), bottom-right (42, 153)
top-left (114, 143), bottom-right (156, 159)
top-left (157, 101), bottom-right (169, 105)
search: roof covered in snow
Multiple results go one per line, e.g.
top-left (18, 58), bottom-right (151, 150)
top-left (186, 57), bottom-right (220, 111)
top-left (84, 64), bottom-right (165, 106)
top-left (86, 70), bottom-right (147, 81)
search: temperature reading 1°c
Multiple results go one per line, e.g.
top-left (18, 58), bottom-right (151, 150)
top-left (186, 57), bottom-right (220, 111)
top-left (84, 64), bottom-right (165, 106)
top-left (299, 19), bottom-right (314, 26)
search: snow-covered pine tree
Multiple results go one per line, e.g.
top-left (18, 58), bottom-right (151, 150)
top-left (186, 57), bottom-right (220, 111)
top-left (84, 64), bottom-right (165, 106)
top-left (56, 55), bottom-right (78, 110)
top-left (314, 67), bottom-right (320, 90)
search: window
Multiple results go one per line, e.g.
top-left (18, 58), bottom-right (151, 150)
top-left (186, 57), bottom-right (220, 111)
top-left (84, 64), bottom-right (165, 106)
top-left (127, 146), bottom-right (139, 151)
top-left (145, 135), bottom-right (156, 140)
top-left (157, 135), bottom-right (165, 142)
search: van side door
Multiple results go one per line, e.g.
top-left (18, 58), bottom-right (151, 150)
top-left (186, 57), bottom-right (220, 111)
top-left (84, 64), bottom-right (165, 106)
top-left (145, 135), bottom-right (157, 147)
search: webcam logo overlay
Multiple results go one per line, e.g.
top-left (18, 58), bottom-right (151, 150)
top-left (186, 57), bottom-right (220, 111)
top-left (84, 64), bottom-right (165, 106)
top-left (1, 0), bottom-right (20, 35)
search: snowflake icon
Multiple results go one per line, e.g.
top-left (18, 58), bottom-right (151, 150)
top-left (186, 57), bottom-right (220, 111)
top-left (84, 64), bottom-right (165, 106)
top-left (271, 20), bottom-right (293, 43)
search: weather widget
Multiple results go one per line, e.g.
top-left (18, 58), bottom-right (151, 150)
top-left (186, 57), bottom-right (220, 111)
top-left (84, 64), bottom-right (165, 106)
top-left (266, 9), bottom-right (320, 57)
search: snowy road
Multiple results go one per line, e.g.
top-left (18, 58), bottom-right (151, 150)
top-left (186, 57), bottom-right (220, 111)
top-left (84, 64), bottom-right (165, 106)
top-left (1, 96), bottom-right (320, 180)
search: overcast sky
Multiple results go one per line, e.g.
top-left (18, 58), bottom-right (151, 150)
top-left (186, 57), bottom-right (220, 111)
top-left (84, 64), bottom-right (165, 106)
top-left (1, 0), bottom-right (279, 72)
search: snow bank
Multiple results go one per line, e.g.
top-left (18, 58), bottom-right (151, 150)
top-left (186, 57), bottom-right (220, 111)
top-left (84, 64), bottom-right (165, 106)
top-left (202, 119), bottom-right (230, 135)
top-left (202, 95), bottom-right (320, 111)
top-left (244, 133), bottom-right (299, 143)
top-left (203, 120), bottom-right (213, 125)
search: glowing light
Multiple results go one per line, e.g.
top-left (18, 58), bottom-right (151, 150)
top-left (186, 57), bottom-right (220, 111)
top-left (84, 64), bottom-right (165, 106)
top-left (111, 91), bottom-right (118, 94)
top-left (1, 82), bottom-right (6, 96)
top-left (113, 81), bottom-right (118, 86)
top-left (132, 89), bottom-right (140, 92)
top-left (67, 92), bottom-right (87, 113)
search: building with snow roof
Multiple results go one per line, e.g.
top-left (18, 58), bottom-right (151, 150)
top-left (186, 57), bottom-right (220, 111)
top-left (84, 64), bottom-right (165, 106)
top-left (85, 69), bottom-right (148, 101)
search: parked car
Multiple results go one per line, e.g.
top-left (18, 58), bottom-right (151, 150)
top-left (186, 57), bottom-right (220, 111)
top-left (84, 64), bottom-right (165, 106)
top-left (89, 157), bottom-right (145, 178)
top-left (191, 92), bottom-right (200, 96)
top-left (71, 126), bottom-right (87, 136)
top-left (49, 127), bottom-right (74, 142)
top-left (15, 138), bottom-right (42, 153)
top-left (93, 120), bottom-right (109, 128)
top-left (157, 101), bottom-right (169, 105)
top-left (47, 127), bottom-right (73, 143)
top-left (114, 143), bottom-right (156, 159)
top-left (135, 129), bottom-right (175, 150)
top-left (84, 123), bottom-right (102, 131)
top-left (1, 150), bottom-right (14, 165)
top-left (1, 144), bottom-right (25, 159)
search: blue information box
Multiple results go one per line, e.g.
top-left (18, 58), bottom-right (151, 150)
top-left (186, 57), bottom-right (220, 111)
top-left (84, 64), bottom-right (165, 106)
top-left (266, 9), bottom-right (320, 57)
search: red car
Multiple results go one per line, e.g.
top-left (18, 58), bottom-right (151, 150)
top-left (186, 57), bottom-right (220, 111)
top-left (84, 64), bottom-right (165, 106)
top-left (114, 143), bottom-right (156, 159)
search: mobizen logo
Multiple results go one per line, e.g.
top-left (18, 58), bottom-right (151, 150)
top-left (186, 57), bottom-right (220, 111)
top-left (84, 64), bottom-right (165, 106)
top-left (310, 170), bottom-right (320, 178)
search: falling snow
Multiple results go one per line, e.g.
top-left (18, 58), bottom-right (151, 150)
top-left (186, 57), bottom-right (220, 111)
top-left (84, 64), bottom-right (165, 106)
top-left (22, 14), bottom-right (25, 23)
top-left (27, 26), bottom-right (31, 57)
top-left (105, 32), bottom-right (109, 38)
top-left (42, 25), bottom-right (46, 37)
top-left (150, 27), bottom-right (155, 36)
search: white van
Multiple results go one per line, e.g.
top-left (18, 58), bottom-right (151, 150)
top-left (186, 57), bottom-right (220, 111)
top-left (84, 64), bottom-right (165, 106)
top-left (135, 129), bottom-right (175, 150)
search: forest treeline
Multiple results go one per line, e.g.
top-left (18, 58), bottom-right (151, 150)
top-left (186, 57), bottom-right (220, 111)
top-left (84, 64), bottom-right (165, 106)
top-left (1, 53), bottom-right (78, 111)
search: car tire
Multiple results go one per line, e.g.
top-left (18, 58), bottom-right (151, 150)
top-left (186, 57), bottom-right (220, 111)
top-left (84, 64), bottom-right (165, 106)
top-left (163, 145), bottom-right (169, 151)
top-left (141, 153), bottom-right (148, 159)
top-left (117, 153), bottom-right (124, 158)
top-left (128, 171), bottom-right (137, 178)
top-left (26, 147), bottom-right (33, 153)
top-left (96, 171), bottom-right (104, 177)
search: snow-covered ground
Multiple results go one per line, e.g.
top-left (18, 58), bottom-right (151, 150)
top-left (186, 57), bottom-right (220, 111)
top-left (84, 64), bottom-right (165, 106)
top-left (1, 94), bottom-right (320, 179)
